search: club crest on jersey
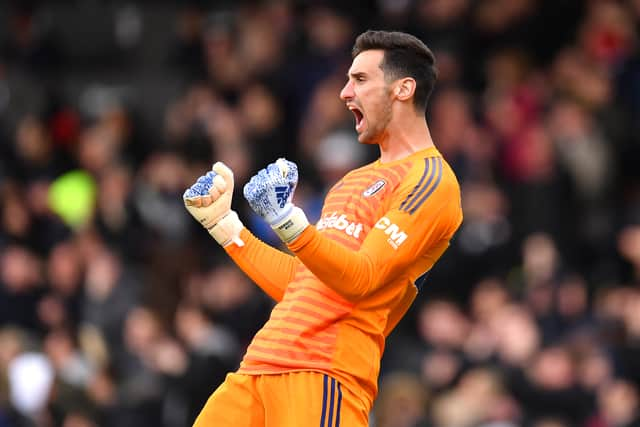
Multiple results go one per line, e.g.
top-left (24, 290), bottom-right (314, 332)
top-left (363, 179), bottom-right (386, 197)
top-left (275, 185), bottom-right (291, 208)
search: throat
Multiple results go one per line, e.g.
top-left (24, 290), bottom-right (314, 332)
top-left (377, 131), bottom-right (434, 163)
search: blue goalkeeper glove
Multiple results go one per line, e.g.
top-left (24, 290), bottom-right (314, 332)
top-left (184, 162), bottom-right (244, 247)
top-left (243, 158), bottom-right (309, 243)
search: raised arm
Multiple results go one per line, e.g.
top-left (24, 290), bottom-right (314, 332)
top-left (183, 162), bottom-right (295, 302)
top-left (243, 157), bottom-right (463, 301)
top-left (287, 188), bottom-right (459, 300)
top-left (225, 228), bottom-right (297, 301)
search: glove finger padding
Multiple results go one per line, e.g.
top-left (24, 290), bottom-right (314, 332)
top-left (184, 172), bottom-right (231, 228)
top-left (184, 162), bottom-right (244, 246)
top-left (212, 161), bottom-right (233, 193)
top-left (243, 159), bottom-right (298, 225)
top-left (243, 158), bottom-right (309, 243)
top-left (184, 171), bottom-right (215, 204)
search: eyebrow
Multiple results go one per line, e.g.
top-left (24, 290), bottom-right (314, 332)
top-left (347, 71), bottom-right (367, 79)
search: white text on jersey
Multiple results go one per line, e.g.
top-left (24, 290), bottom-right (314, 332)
top-left (317, 212), bottom-right (364, 238)
top-left (374, 217), bottom-right (408, 249)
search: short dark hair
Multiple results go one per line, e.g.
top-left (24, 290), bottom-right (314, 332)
top-left (352, 30), bottom-right (438, 112)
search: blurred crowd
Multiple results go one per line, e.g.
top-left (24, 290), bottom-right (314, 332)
top-left (1, 0), bottom-right (640, 426)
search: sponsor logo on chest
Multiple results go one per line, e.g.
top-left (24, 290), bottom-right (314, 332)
top-left (317, 211), bottom-right (364, 238)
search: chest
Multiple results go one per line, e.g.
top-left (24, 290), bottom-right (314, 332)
top-left (317, 173), bottom-right (393, 235)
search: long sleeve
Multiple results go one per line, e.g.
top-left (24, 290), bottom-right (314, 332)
top-left (287, 157), bottom-right (462, 302)
top-left (235, 149), bottom-right (464, 409)
top-left (225, 228), bottom-right (298, 302)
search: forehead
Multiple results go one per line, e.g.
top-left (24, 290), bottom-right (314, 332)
top-left (349, 50), bottom-right (385, 76)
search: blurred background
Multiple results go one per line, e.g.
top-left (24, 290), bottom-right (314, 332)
top-left (1, 0), bottom-right (640, 426)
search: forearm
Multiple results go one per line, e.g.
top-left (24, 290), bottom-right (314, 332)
top-left (225, 228), bottom-right (297, 302)
top-left (287, 226), bottom-right (377, 301)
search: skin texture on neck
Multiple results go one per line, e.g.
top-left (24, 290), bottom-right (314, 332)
top-left (376, 107), bottom-right (435, 164)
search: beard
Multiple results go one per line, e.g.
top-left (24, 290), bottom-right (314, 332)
top-left (358, 91), bottom-right (393, 145)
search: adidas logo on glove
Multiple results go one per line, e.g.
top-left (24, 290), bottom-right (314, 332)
top-left (275, 185), bottom-right (292, 208)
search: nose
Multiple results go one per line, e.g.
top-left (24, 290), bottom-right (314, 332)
top-left (340, 80), bottom-right (354, 101)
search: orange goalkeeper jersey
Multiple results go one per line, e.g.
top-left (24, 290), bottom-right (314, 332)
top-left (226, 146), bottom-right (462, 408)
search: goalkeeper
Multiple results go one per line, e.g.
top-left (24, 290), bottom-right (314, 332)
top-left (184, 30), bottom-right (463, 427)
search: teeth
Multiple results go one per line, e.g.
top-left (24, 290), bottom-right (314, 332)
top-left (347, 105), bottom-right (364, 131)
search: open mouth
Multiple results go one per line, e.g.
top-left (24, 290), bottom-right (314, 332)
top-left (349, 106), bottom-right (365, 132)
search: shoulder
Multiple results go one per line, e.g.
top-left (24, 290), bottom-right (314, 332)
top-left (397, 155), bottom-right (460, 215)
top-left (326, 161), bottom-right (377, 192)
top-left (344, 161), bottom-right (377, 179)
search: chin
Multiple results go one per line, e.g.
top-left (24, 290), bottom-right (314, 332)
top-left (358, 131), bottom-right (380, 145)
top-left (356, 131), bottom-right (372, 144)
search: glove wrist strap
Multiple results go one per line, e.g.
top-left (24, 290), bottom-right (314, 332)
top-left (270, 206), bottom-right (309, 244)
top-left (209, 211), bottom-right (245, 247)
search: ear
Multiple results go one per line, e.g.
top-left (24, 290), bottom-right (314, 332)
top-left (394, 78), bottom-right (416, 102)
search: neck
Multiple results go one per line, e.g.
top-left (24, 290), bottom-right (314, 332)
top-left (377, 109), bottom-right (434, 163)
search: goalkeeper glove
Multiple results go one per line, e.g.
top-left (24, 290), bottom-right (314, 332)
top-left (243, 158), bottom-right (309, 243)
top-left (183, 162), bottom-right (244, 247)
